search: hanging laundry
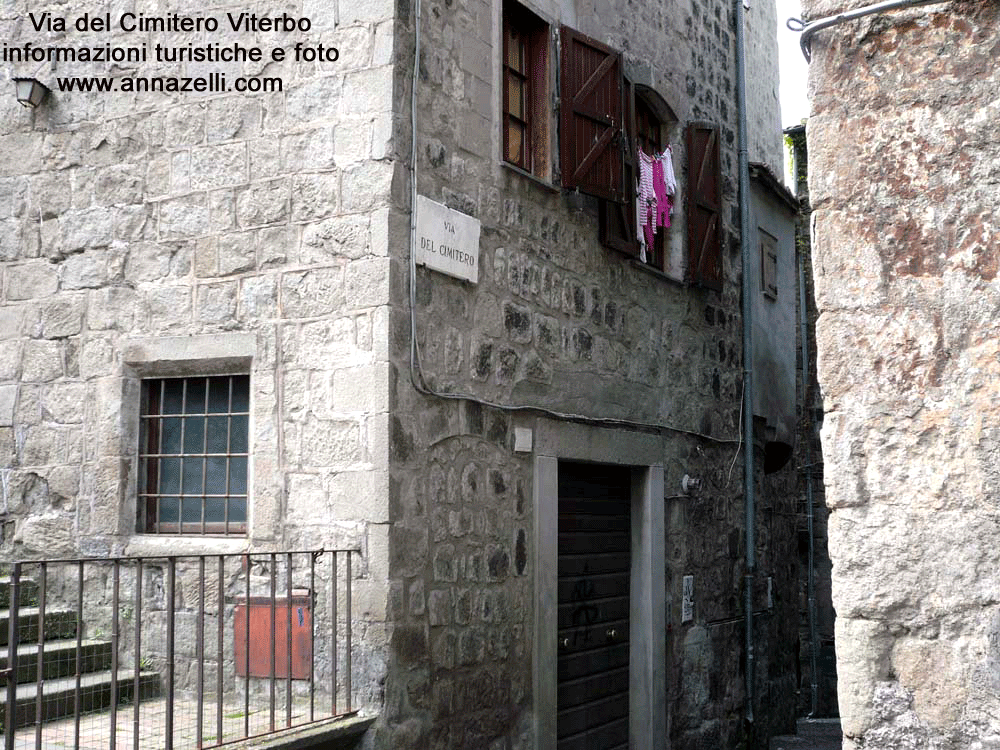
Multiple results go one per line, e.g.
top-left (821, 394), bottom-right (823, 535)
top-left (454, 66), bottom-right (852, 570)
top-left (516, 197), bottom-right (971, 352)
top-left (652, 146), bottom-right (677, 228)
top-left (637, 149), bottom-right (656, 251)
top-left (635, 146), bottom-right (676, 254)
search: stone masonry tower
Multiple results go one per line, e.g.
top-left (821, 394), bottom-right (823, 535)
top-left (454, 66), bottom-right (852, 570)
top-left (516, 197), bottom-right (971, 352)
top-left (803, 1), bottom-right (1000, 747)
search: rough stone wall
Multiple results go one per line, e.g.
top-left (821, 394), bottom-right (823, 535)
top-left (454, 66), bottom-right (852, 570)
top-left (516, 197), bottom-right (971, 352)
top-left (0, 0), bottom-right (396, 707)
top-left (804, 1), bottom-right (1000, 745)
top-left (381, 0), bottom-right (800, 747)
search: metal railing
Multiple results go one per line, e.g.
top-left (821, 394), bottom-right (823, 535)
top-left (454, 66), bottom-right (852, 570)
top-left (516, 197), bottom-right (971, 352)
top-left (1, 549), bottom-right (359, 750)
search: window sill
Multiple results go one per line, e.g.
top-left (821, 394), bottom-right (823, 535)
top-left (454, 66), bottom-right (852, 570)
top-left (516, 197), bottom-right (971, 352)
top-left (501, 161), bottom-right (560, 194)
top-left (125, 535), bottom-right (250, 558)
top-left (629, 258), bottom-right (686, 287)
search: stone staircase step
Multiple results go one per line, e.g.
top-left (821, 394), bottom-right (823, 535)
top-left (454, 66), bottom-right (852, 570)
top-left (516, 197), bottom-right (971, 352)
top-left (0, 639), bottom-right (113, 685)
top-left (0, 578), bottom-right (39, 608)
top-left (0, 608), bottom-right (79, 646)
top-left (0, 669), bottom-right (161, 730)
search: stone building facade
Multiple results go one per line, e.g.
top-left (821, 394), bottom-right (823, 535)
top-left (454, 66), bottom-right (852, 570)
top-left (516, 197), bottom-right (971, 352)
top-left (1, 0), bottom-right (803, 747)
top-left (803, 0), bottom-right (1000, 747)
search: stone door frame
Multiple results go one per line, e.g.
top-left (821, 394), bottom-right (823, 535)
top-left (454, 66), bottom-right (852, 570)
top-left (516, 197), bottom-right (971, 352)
top-left (531, 419), bottom-right (666, 750)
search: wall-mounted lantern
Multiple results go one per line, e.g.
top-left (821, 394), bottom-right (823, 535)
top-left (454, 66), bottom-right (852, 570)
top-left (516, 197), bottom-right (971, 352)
top-left (13, 77), bottom-right (49, 108)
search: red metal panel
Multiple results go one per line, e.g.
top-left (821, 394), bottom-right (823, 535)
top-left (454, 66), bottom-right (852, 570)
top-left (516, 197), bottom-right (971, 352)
top-left (234, 594), bottom-right (312, 680)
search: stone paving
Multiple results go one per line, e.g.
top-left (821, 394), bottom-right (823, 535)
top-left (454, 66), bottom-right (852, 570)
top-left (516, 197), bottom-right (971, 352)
top-left (770, 718), bottom-right (843, 750)
top-left (10, 696), bottom-right (339, 749)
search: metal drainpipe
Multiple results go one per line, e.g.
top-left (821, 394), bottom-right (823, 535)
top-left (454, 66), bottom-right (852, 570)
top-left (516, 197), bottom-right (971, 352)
top-left (799, 247), bottom-right (820, 717)
top-left (789, 0), bottom-right (947, 61)
top-left (733, 0), bottom-right (756, 727)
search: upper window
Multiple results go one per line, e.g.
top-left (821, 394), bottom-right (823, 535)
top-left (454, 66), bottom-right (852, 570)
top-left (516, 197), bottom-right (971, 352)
top-left (138, 375), bottom-right (249, 535)
top-left (502, 1), bottom-right (549, 177)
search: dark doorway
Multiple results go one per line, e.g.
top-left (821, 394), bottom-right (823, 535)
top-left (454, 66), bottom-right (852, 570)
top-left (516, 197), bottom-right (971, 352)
top-left (557, 462), bottom-right (631, 750)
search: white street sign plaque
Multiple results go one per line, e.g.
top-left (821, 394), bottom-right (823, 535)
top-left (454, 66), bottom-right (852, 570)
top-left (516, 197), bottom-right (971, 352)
top-left (415, 195), bottom-right (481, 284)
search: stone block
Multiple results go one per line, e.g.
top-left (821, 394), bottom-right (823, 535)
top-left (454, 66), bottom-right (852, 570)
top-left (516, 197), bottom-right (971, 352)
top-left (258, 226), bottom-right (296, 268)
top-left (144, 286), bottom-right (194, 331)
top-left (114, 203), bottom-right (157, 242)
top-left (217, 232), bottom-right (256, 276)
top-left (240, 275), bottom-right (279, 319)
top-left (196, 281), bottom-right (240, 327)
top-left (342, 68), bottom-right (394, 117)
top-left (281, 267), bottom-right (344, 318)
top-left (171, 151), bottom-right (191, 193)
top-left (290, 173), bottom-right (341, 222)
top-left (338, 0), bottom-right (394, 26)
top-left (13, 512), bottom-right (78, 557)
top-left (301, 215), bottom-right (370, 263)
top-left (79, 338), bottom-right (114, 379)
top-left (21, 340), bottom-right (63, 382)
top-left (163, 103), bottom-right (206, 147)
top-left (428, 589), bottom-right (452, 626)
top-left (93, 165), bottom-right (144, 206)
top-left (345, 257), bottom-right (390, 309)
top-left (160, 194), bottom-right (211, 239)
top-left (59, 251), bottom-right (108, 290)
top-left (341, 161), bottom-right (394, 212)
top-left (6, 261), bottom-right (58, 299)
top-left (0, 132), bottom-right (42, 177)
top-left (190, 143), bottom-right (249, 190)
top-left (236, 179), bottom-right (289, 228)
top-left (87, 286), bottom-right (140, 332)
top-left (285, 76), bottom-right (343, 126)
top-left (206, 98), bottom-right (261, 142)
top-left (328, 463), bottom-right (388, 522)
top-left (40, 296), bottom-right (85, 339)
top-left (0, 218), bottom-right (38, 261)
top-left (41, 382), bottom-right (87, 424)
top-left (0, 384), bottom-right (15, 426)
top-left (300, 416), bottom-right (363, 467)
top-left (334, 121), bottom-right (373, 169)
top-left (281, 128), bottom-right (336, 171)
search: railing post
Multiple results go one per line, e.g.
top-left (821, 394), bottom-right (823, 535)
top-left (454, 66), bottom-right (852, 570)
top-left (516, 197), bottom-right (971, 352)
top-left (345, 552), bottom-right (352, 714)
top-left (4, 562), bottom-right (21, 750)
top-left (166, 557), bottom-right (176, 750)
top-left (134, 559), bottom-right (143, 750)
top-left (34, 562), bottom-right (46, 749)
top-left (74, 561), bottom-right (83, 748)
top-left (110, 560), bottom-right (121, 749)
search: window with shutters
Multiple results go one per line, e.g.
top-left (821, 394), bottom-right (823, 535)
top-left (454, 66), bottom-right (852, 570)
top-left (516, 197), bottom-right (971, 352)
top-left (502, 1), bottom-right (550, 178)
top-left (598, 81), bottom-right (678, 274)
top-left (686, 122), bottom-right (724, 290)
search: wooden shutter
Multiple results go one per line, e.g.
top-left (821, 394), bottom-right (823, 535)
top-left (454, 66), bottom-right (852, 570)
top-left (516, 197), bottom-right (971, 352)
top-left (599, 79), bottom-right (639, 256)
top-left (686, 122), bottom-right (723, 290)
top-left (559, 26), bottom-right (624, 201)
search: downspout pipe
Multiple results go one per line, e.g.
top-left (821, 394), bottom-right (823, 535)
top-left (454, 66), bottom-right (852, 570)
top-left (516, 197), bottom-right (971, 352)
top-left (788, 0), bottom-right (946, 61)
top-left (733, 0), bottom-right (756, 727)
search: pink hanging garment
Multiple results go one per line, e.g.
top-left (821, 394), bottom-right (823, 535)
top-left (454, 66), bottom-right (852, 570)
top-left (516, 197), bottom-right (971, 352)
top-left (638, 149), bottom-right (656, 250)
top-left (653, 155), bottom-right (670, 227)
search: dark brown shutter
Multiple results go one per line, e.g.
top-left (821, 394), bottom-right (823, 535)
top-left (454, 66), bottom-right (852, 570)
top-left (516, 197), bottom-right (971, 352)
top-left (599, 79), bottom-right (638, 256)
top-left (686, 122), bottom-right (723, 290)
top-left (559, 26), bottom-right (624, 201)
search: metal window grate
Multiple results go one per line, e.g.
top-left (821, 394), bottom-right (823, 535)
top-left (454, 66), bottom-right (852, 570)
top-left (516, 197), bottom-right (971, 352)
top-left (138, 375), bottom-right (250, 535)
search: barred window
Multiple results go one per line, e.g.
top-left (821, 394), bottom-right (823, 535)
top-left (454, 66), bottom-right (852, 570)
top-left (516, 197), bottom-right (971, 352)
top-left (139, 375), bottom-right (249, 535)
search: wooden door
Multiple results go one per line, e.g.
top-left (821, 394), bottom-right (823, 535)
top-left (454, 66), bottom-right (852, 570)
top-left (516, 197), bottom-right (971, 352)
top-left (557, 462), bottom-right (631, 750)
